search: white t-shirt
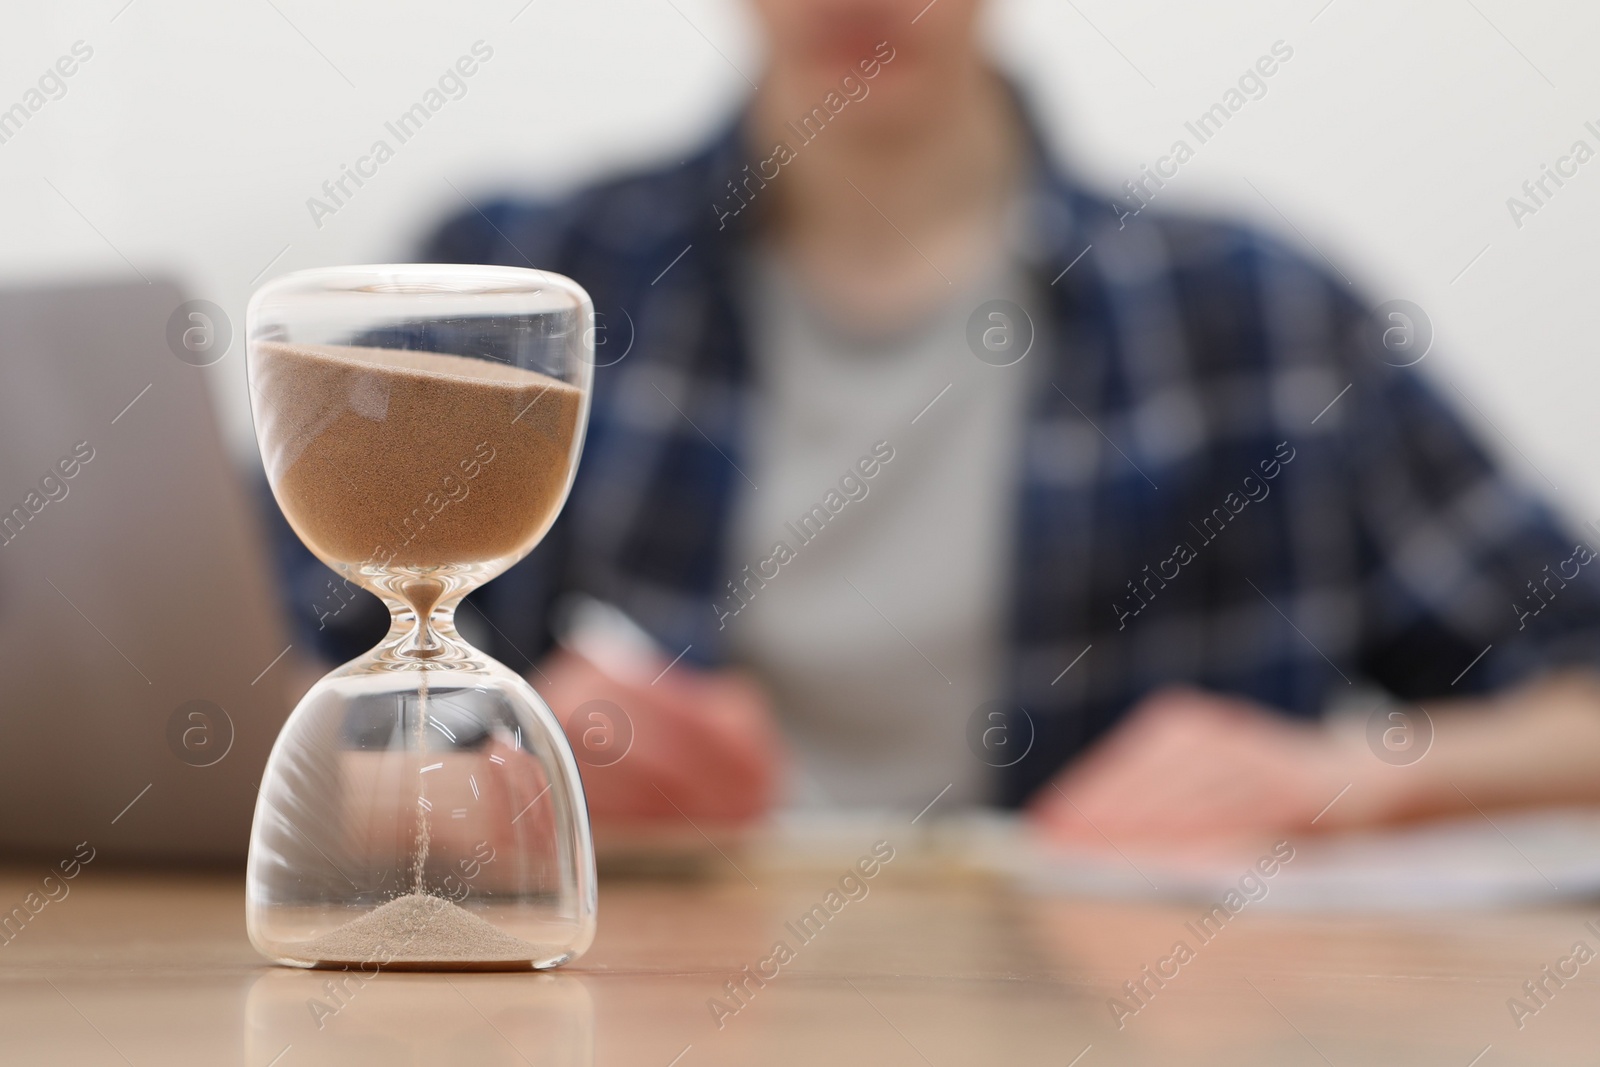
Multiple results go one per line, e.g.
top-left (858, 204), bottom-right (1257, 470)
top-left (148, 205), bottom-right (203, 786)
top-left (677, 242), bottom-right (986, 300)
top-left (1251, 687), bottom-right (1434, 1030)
top-left (724, 248), bottom-right (1039, 811)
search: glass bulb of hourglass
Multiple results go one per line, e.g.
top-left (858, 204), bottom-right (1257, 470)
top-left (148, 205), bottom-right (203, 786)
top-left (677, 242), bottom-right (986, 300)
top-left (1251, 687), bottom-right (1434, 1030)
top-left (244, 265), bottom-right (596, 970)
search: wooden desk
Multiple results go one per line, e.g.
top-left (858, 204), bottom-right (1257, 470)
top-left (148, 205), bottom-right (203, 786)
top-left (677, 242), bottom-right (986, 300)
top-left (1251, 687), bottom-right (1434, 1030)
top-left (2, 862), bottom-right (1598, 1065)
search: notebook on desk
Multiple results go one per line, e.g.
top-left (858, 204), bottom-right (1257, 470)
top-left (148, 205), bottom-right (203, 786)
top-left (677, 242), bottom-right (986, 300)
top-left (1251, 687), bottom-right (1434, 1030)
top-left (1008, 808), bottom-right (1600, 910)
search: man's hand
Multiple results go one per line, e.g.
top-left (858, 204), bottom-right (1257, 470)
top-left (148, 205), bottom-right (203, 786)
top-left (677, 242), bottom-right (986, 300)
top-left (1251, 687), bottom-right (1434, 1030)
top-left (534, 649), bottom-right (783, 825)
top-left (1029, 687), bottom-right (1391, 847)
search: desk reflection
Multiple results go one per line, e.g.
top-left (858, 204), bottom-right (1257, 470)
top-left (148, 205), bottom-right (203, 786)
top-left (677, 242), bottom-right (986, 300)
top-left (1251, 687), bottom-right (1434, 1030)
top-left (246, 969), bottom-right (593, 1066)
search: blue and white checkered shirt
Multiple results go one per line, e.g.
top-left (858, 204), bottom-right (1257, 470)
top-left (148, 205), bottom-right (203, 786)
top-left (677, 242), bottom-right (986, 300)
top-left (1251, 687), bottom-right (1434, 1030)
top-left (282, 101), bottom-right (1600, 806)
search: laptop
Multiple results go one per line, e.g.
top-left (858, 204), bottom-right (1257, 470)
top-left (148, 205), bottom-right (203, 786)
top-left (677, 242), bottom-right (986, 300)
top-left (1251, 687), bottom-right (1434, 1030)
top-left (0, 278), bottom-right (298, 864)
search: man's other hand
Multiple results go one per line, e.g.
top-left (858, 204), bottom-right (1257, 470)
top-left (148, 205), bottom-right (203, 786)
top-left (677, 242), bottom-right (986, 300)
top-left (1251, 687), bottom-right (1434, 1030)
top-left (1029, 687), bottom-right (1392, 847)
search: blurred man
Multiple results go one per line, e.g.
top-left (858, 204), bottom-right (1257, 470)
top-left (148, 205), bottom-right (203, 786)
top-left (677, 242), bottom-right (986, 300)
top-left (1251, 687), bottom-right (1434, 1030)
top-left (288, 0), bottom-right (1600, 844)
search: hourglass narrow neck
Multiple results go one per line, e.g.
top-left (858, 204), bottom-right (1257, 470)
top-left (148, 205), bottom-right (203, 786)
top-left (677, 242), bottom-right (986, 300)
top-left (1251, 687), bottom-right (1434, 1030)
top-left (389, 603), bottom-right (458, 659)
top-left (367, 574), bottom-right (485, 670)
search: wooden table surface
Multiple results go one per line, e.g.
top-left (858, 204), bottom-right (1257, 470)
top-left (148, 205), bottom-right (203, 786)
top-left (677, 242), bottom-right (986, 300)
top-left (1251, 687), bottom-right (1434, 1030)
top-left (2, 855), bottom-right (1599, 1065)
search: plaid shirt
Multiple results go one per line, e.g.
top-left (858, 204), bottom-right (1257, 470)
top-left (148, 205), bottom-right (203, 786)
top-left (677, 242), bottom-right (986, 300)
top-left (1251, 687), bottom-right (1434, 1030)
top-left (284, 101), bottom-right (1600, 806)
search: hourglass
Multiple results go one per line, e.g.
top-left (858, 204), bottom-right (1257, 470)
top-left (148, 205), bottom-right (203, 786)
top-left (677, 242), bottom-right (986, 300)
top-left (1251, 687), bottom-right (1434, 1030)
top-left (244, 264), bottom-right (595, 969)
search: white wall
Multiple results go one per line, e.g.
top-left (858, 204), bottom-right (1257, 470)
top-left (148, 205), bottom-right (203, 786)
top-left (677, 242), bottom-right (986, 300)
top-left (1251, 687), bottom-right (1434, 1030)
top-left (3, 0), bottom-right (1596, 521)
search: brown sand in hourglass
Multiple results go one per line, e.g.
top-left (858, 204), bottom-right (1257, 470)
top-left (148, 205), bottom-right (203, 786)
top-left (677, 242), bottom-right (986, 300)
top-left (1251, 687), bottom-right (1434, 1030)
top-left (294, 891), bottom-right (546, 966)
top-left (253, 342), bottom-right (583, 575)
